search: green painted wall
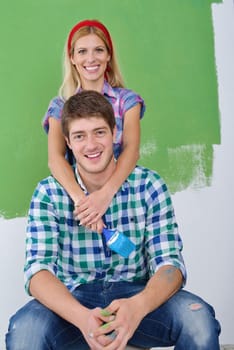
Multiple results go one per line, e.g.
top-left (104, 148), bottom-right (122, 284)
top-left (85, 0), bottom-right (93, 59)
top-left (0, 0), bottom-right (221, 218)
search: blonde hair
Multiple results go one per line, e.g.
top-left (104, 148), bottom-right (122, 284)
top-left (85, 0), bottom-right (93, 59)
top-left (59, 24), bottom-right (125, 101)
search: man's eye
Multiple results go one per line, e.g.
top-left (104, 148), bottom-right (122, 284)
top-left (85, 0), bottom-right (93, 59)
top-left (96, 130), bottom-right (105, 136)
top-left (74, 134), bottom-right (83, 140)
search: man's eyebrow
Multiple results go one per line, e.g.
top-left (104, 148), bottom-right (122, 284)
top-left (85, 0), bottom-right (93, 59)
top-left (94, 126), bottom-right (108, 131)
top-left (70, 130), bottom-right (84, 135)
top-left (89, 126), bottom-right (109, 132)
top-left (70, 126), bottom-right (108, 135)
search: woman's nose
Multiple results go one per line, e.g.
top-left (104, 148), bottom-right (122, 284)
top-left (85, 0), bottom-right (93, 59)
top-left (86, 50), bottom-right (95, 62)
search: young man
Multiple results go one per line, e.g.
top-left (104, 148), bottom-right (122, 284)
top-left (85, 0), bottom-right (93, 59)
top-left (6, 91), bottom-right (220, 350)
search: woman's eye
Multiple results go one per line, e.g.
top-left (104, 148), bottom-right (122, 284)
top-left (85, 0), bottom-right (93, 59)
top-left (77, 49), bottom-right (86, 55)
top-left (96, 47), bottom-right (105, 53)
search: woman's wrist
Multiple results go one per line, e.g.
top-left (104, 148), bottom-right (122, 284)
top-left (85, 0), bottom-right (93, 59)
top-left (102, 181), bottom-right (118, 198)
top-left (72, 192), bottom-right (86, 206)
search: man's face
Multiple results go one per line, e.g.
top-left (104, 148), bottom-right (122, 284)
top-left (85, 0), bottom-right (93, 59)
top-left (66, 117), bottom-right (115, 176)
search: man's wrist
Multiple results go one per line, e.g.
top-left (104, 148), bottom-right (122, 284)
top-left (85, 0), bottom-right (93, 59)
top-left (130, 293), bottom-right (149, 320)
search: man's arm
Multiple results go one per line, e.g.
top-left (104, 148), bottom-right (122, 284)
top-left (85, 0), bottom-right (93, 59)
top-left (110, 264), bottom-right (183, 323)
top-left (25, 179), bottom-right (84, 324)
top-left (130, 264), bottom-right (183, 317)
top-left (25, 179), bottom-right (112, 350)
top-left (29, 270), bottom-right (88, 327)
top-left (91, 265), bottom-right (183, 350)
top-left (29, 270), bottom-right (113, 350)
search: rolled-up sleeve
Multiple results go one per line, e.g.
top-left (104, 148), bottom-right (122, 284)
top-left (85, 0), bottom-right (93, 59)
top-left (24, 181), bottom-right (59, 295)
top-left (144, 173), bottom-right (187, 283)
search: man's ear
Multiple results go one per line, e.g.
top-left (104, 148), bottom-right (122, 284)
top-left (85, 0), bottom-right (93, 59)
top-left (65, 136), bottom-right (72, 150)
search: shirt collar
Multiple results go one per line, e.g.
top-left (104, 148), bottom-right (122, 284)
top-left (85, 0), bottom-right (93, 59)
top-left (75, 81), bottom-right (117, 101)
top-left (102, 81), bottom-right (117, 100)
top-left (74, 167), bottom-right (88, 194)
top-left (74, 162), bottom-right (130, 194)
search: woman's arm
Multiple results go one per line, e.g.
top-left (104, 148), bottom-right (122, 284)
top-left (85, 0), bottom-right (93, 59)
top-left (48, 117), bottom-right (85, 204)
top-left (48, 117), bottom-right (104, 232)
top-left (105, 102), bottom-right (141, 192)
top-left (76, 103), bottom-right (141, 230)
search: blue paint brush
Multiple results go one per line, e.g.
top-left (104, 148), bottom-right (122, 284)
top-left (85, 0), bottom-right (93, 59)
top-left (102, 228), bottom-right (135, 258)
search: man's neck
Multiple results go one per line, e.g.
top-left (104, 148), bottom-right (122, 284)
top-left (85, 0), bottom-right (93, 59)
top-left (76, 161), bottom-right (116, 193)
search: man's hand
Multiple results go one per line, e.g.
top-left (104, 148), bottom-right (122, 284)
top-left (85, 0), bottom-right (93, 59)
top-left (81, 307), bottom-right (117, 350)
top-left (91, 298), bottom-right (143, 350)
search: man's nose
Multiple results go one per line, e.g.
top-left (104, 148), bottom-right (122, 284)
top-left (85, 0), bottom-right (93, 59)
top-left (86, 135), bottom-right (97, 148)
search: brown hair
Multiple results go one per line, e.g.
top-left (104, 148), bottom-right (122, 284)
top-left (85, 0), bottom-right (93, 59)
top-left (61, 90), bottom-right (116, 139)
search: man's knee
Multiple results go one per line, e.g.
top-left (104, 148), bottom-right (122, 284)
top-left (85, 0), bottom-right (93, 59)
top-left (6, 300), bottom-right (54, 349)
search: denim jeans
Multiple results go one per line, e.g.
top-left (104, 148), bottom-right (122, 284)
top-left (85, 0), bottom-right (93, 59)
top-left (6, 281), bottom-right (221, 350)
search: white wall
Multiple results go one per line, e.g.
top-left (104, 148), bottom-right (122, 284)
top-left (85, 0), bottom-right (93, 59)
top-left (1, 0), bottom-right (233, 347)
top-left (0, 217), bottom-right (31, 348)
top-left (173, 0), bottom-right (234, 344)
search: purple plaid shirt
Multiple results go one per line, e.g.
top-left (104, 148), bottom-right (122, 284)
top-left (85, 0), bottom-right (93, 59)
top-left (42, 81), bottom-right (145, 159)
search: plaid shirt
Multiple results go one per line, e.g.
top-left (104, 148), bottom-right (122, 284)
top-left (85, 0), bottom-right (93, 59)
top-left (24, 166), bottom-right (186, 294)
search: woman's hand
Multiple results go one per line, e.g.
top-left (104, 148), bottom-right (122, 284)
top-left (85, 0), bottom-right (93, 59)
top-left (73, 188), bottom-right (113, 233)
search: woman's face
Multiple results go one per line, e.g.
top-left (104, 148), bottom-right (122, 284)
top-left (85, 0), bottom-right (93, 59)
top-left (71, 34), bottom-right (110, 88)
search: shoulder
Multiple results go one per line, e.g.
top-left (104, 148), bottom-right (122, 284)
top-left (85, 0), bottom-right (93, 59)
top-left (47, 96), bottom-right (65, 113)
top-left (113, 87), bottom-right (145, 116)
top-left (126, 167), bottom-right (172, 208)
top-left (113, 87), bottom-right (143, 100)
top-left (42, 96), bottom-right (65, 132)
top-left (30, 176), bottom-right (73, 216)
top-left (104, 81), bottom-right (143, 101)
top-left (129, 165), bottom-right (161, 181)
top-left (29, 176), bottom-right (74, 222)
top-left (33, 176), bottom-right (67, 200)
top-left (128, 166), bottom-right (168, 192)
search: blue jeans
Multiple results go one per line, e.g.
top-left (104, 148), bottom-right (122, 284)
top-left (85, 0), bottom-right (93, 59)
top-left (6, 281), bottom-right (221, 349)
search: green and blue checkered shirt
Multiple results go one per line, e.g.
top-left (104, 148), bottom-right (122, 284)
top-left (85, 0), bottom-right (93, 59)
top-left (24, 166), bottom-right (186, 294)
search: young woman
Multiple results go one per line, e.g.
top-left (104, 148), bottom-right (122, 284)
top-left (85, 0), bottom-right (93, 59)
top-left (42, 19), bottom-right (145, 233)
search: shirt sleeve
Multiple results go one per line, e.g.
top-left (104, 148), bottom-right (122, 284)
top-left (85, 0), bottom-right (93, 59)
top-left (144, 172), bottom-right (187, 283)
top-left (24, 179), bottom-right (59, 295)
top-left (119, 89), bottom-right (146, 119)
top-left (42, 96), bottom-right (65, 134)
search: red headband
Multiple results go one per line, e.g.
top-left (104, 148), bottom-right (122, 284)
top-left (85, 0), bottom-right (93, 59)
top-left (67, 20), bottom-right (113, 57)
